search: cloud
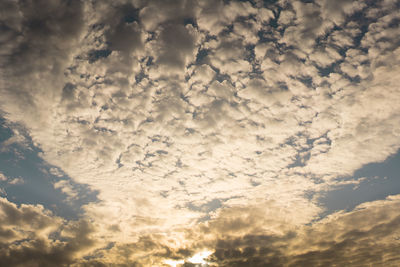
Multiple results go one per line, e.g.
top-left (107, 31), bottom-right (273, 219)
top-left (184, 195), bottom-right (400, 267)
top-left (0, 172), bottom-right (24, 185)
top-left (286, 195), bottom-right (400, 267)
top-left (148, 23), bottom-right (199, 77)
top-left (0, 197), bottom-right (100, 266)
top-left (54, 180), bottom-right (78, 201)
top-left (8, 177), bottom-right (24, 185)
top-left (64, 195), bottom-right (400, 266)
top-left (0, 0), bottom-right (84, 131)
top-left (196, 0), bottom-right (256, 35)
top-left (0, 0), bottom-right (399, 265)
top-left (0, 172), bottom-right (6, 182)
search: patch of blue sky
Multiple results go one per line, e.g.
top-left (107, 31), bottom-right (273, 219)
top-left (0, 118), bottom-right (98, 220)
top-left (318, 150), bottom-right (400, 218)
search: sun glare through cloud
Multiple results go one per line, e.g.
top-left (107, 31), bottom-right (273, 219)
top-left (187, 250), bottom-right (213, 264)
top-left (0, 0), bottom-right (400, 266)
top-left (164, 259), bottom-right (185, 267)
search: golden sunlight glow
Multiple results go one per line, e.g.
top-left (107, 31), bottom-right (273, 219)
top-left (163, 259), bottom-right (185, 267)
top-left (187, 250), bottom-right (213, 264)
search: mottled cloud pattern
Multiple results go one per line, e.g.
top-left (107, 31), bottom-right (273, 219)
top-left (0, 0), bottom-right (400, 266)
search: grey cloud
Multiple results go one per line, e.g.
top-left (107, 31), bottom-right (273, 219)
top-left (0, 198), bottom-right (58, 238)
top-left (97, 2), bottom-right (144, 55)
top-left (19, 196), bottom-right (398, 266)
top-left (320, 0), bottom-right (365, 25)
top-left (107, 21), bottom-right (142, 54)
top-left (154, 23), bottom-right (198, 73)
top-left (209, 235), bottom-right (290, 267)
top-left (1, 0), bottom-right (84, 72)
top-left (0, 0), bottom-right (84, 127)
top-left (196, 0), bottom-right (256, 35)
top-left (197, 196), bottom-right (400, 267)
top-left (0, 198), bottom-right (98, 267)
top-left (139, 0), bottom-right (197, 31)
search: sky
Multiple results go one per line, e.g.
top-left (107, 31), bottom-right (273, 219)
top-left (0, 0), bottom-right (400, 266)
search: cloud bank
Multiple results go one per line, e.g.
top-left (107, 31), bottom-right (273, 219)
top-left (1, 0), bottom-right (399, 266)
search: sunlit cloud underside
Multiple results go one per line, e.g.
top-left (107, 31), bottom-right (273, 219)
top-left (0, 0), bottom-right (400, 266)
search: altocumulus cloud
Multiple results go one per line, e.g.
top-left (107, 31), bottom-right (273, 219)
top-left (0, 0), bottom-right (400, 266)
